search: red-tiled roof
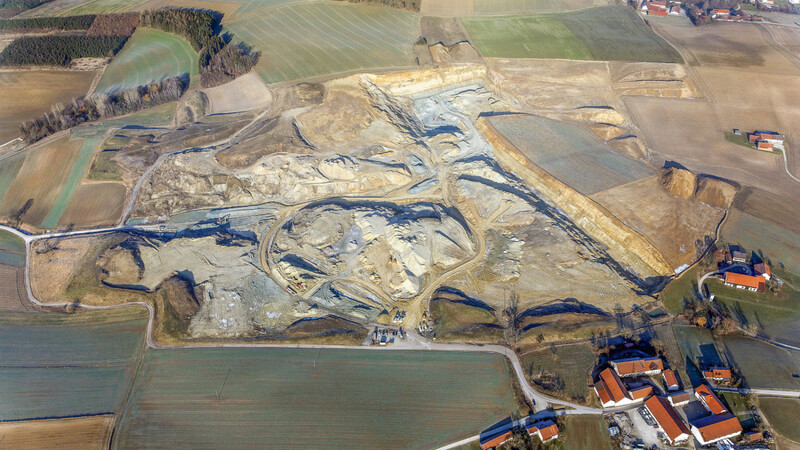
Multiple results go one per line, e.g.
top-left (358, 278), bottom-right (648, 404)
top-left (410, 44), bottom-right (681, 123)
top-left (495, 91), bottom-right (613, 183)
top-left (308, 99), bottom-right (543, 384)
top-left (695, 384), bottom-right (728, 415)
top-left (703, 368), bottom-right (732, 380)
top-left (663, 369), bottom-right (679, 387)
top-left (651, 0), bottom-right (667, 5)
top-left (692, 413), bottom-right (742, 443)
top-left (595, 380), bottom-right (612, 405)
top-left (599, 367), bottom-right (630, 403)
top-left (481, 430), bottom-right (512, 450)
top-left (645, 396), bottom-right (690, 444)
top-left (713, 8), bottom-right (730, 13)
top-left (725, 272), bottom-right (765, 291)
top-left (758, 141), bottom-right (774, 150)
top-left (749, 133), bottom-right (760, 142)
top-left (754, 262), bottom-right (771, 277)
top-left (648, 9), bottom-right (668, 15)
top-left (528, 420), bottom-right (559, 442)
top-left (630, 386), bottom-right (653, 400)
top-left (612, 357), bottom-right (664, 376)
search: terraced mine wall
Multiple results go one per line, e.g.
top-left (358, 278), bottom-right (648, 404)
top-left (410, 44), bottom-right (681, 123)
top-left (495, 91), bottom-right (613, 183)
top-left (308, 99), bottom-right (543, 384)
top-left (477, 117), bottom-right (672, 281)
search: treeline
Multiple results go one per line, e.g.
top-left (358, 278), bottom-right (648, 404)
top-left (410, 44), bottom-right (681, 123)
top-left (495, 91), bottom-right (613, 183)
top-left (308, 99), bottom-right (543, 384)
top-left (140, 8), bottom-right (259, 87)
top-left (0, 0), bottom-right (53, 12)
top-left (337, 0), bottom-right (419, 12)
top-left (0, 14), bottom-right (95, 31)
top-left (0, 34), bottom-right (127, 66)
top-left (20, 76), bottom-right (186, 144)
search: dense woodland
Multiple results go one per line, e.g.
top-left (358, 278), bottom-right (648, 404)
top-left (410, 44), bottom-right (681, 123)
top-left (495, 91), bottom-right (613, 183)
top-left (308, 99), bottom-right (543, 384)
top-left (0, 15), bottom-right (95, 30)
top-left (19, 76), bottom-right (186, 143)
top-left (140, 8), bottom-right (259, 87)
top-left (86, 12), bottom-right (138, 36)
top-left (0, 35), bottom-right (128, 65)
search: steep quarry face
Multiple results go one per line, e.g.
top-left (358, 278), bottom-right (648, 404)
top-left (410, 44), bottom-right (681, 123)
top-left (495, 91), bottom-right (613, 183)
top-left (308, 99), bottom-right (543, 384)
top-left (271, 202), bottom-right (475, 300)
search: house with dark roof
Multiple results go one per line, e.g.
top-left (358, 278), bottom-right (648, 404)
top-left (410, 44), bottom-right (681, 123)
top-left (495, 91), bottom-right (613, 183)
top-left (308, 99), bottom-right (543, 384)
top-left (690, 413), bottom-right (743, 446)
top-left (754, 262), bottom-right (771, 280)
top-left (611, 356), bottom-right (664, 377)
top-left (644, 396), bottom-right (690, 445)
top-left (668, 391), bottom-right (691, 407)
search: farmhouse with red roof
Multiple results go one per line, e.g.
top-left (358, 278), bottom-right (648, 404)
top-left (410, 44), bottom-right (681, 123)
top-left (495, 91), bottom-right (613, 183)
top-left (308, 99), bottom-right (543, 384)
top-left (611, 356), bottom-right (664, 377)
top-left (644, 396), bottom-right (691, 445)
top-left (724, 272), bottom-right (765, 293)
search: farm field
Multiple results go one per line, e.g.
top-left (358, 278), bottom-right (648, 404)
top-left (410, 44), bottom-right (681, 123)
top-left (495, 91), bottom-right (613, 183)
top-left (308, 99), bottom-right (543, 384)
top-left (521, 343), bottom-right (596, 400)
top-left (0, 415), bottom-right (114, 450)
top-left (672, 325), bottom-right (800, 389)
top-left (202, 72), bottom-right (272, 114)
top-left (0, 153), bottom-right (25, 204)
top-left (626, 21), bottom-right (800, 199)
top-left (0, 309), bottom-right (147, 420)
top-left (0, 264), bottom-right (27, 311)
top-left (489, 114), bottom-right (654, 196)
top-left (223, 2), bottom-right (419, 84)
top-left (40, 134), bottom-right (105, 229)
top-left (0, 135), bottom-right (84, 228)
top-left (718, 335), bottom-right (800, 390)
top-left (115, 348), bottom-right (520, 449)
top-left (721, 208), bottom-right (800, 276)
top-left (471, 0), bottom-right (607, 15)
top-left (463, 7), bottom-right (681, 62)
top-left (562, 415), bottom-right (613, 450)
top-left (58, 181), bottom-right (126, 227)
top-left (760, 397), bottom-right (800, 443)
top-left (95, 28), bottom-right (198, 93)
top-left (0, 228), bottom-right (24, 267)
top-left (0, 70), bottom-right (95, 143)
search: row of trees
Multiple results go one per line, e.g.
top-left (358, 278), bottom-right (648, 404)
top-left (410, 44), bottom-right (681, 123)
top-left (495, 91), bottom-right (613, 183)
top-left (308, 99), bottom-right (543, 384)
top-left (19, 76), bottom-right (186, 144)
top-left (0, 34), bottom-right (128, 66)
top-left (336, 0), bottom-right (419, 12)
top-left (139, 8), bottom-right (259, 87)
top-left (0, 14), bottom-right (95, 31)
top-left (0, 0), bottom-right (53, 11)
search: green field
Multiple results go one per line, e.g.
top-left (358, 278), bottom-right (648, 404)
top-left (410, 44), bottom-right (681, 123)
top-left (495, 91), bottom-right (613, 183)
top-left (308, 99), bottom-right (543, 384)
top-left (95, 28), bottom-right (198, 93)
top-left (521, 343), bottom-right (596, 400)
top-left (723, 210), bottom-right (800, 276)
top-left (672, 325), bottom-right (800, 390)
top-left (760, 397), bottom-right (800, 443)
top-left (719, 335), bottom-right (800, 390)
top-left (562, 415), bottom-right (612, 450)
top-left (224, 2), bottom-right (419, 84)
top-left (661, 265), bottom-right (699, 314)
top-left (0, 309), bottom-right (147, 420)
top-left (115, 348), bottom-right (519, 449)
top-left (471, 0), bottom-right (603, 15)
top-left (0, 228), bottom-right (24, 267)
top-left (39, 134), bottom-right (104, 229)
top-left (0, 153), bottom-right (25, 206)
top-left (463, 7), bottom-right (682, 63)
top-left (489, 114), bottom-right (655, 195)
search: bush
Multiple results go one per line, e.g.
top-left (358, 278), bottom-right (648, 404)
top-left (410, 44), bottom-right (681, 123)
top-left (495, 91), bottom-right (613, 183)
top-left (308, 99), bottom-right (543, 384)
top-left (0, 35), bottom-right (128, 66)
top-left (19, 76), bottom-right (186, 143)
top-left (0, 14), bottom-right (95, 31)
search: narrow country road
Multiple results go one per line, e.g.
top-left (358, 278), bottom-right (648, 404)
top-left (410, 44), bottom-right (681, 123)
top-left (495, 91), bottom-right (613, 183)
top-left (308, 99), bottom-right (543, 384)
top-left (713, 386), bottom-right (800, 398)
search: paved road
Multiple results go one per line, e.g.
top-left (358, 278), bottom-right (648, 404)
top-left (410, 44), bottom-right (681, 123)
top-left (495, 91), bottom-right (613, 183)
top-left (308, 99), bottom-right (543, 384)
top-left (713, 386), bottom-right (800, 399)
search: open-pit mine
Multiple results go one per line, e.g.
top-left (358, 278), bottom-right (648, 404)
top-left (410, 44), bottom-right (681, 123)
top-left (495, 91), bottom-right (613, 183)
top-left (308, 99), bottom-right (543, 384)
top-left (30, 64), bottom-right (732, 340)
